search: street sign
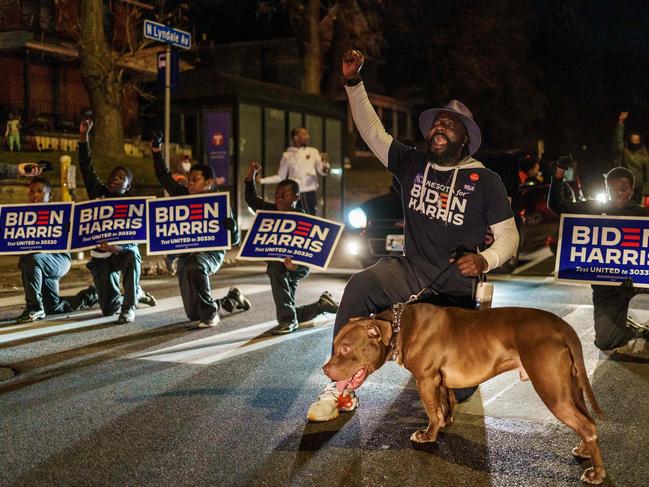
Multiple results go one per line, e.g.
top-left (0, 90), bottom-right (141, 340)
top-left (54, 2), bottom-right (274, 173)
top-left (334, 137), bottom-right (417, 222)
top-left (143, 19), bottom-right (191, 49)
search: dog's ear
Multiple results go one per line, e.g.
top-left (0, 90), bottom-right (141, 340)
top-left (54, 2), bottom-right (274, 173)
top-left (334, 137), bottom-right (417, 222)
top-left (366, 320), bottom-right (391, 347)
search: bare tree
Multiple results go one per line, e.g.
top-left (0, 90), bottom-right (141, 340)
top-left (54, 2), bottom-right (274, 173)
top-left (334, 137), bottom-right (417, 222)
top-left (52, 0), bottom-right (187, 159)
top-left (259, 0), bottom-right (386, 95)
top-left (77, 0), bottom-right (127, 159)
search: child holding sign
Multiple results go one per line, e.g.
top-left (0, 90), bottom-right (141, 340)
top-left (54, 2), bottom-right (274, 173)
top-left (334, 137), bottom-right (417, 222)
top-left (78, 120), bottom-right (156, 324)
top-left (244, 161), bottom-right (338, 334)
top-left (151, 135), bottom-right (250, 328)
top-left (16, 177), bottom-right (98, 323)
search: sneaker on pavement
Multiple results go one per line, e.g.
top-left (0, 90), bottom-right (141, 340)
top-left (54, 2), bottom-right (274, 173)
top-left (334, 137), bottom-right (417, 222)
top-left (307, 383), bottom-right (359, 422)
top-left (197, 314), bottom-right (220, 328)
top-left (221, 287), bottom-right (252, 313)
top-left (272, 321), bottom-right (298, 335)
top-left (612, 338), bottom-right (649, 358)
top-left (116, 308), bottom-right (136, 324)
top-left (139, 291), bottom-right (157, 307)
top-left (16, 309), bottom-right (46, 324)
top-left (318, 291), bottom-right (339, 314)
top-left (79, 285), bottom-right (99, 309)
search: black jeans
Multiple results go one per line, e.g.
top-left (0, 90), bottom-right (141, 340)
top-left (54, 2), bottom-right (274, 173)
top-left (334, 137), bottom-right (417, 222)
top-left (592, 284), bottom-right (639, 350)
top-left (87, 247), bottom-right (140, 316)
top-left (176, 251), bottom-right (225, 322)
top-left (266, 261), bottom-right (323, 325)
top-left (19, 253), bottom-right (71, 313)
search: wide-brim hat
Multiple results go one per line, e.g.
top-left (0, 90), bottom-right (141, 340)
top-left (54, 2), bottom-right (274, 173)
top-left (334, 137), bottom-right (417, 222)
top-left (419, 100), bottom-right (482, 155)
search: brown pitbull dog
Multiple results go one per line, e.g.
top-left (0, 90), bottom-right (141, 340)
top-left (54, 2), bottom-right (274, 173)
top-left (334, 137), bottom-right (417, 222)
top-left (323, 303), bottom-right (606, 485)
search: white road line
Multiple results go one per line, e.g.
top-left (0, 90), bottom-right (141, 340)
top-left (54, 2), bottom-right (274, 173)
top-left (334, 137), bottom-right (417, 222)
top-left (512, 246), bottom-right (554, 275)
top-left (0, 284), bottom-right (270, 345)
top-left (225, 265), bottom-right (357, 275)
top-left (0, 278), bottom-right (173, 308)
top-left (133, 315), bottom-right (335, 365)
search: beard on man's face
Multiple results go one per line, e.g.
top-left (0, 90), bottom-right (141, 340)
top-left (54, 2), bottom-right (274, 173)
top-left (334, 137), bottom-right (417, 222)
top-left (628, 142), bottom-right (641, 152)
top-left (426, 133), bottom-right (464, 165)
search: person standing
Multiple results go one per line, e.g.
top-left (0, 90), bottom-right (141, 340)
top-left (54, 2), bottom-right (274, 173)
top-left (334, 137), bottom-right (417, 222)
top-left (548, 157), bottom-right (649, 352)
top-left (307, 49), bottom-right (519, 422)
top-left (16, 177), bottom-right (98, 323)
top-left (259, 127), bottom-right (330, 215)
top-left (5, 114), bottom-right (21, 151)
top-left (614, 111), bottom-right (649, 206)
top-left (244, 161), bottom-right (338, 334)
top-left (151, 135), bottom-right (250, 328)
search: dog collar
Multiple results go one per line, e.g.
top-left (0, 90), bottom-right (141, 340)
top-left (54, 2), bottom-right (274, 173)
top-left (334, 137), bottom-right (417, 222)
top-left (387, 302), bottom-right (407, 361)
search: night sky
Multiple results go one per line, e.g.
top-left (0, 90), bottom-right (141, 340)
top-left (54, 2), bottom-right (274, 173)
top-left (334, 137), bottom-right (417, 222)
top-left (178, 0), bottom-right (649, 185)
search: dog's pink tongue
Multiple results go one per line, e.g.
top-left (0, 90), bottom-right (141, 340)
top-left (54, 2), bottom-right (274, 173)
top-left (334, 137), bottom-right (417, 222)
top-left (335, 379), bottom-right (352, 393)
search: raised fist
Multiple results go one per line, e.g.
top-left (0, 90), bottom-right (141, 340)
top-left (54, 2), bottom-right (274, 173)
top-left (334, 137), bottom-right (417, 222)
top-left (80, 119), bottom-right (93, 135)
top-left (618, 112), bottom-right (629, 123)
top-left (246, 161), bottom-right (261, 181)
top-left (342, 49), bottom-right (364, 79)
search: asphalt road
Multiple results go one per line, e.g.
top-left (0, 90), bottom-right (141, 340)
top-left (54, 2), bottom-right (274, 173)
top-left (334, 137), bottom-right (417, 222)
top-left (1, 258), bottom-right (648, 487)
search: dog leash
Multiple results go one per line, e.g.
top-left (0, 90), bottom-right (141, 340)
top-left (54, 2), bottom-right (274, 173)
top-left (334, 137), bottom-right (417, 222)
top-left (383, 246), bottom-right (485, 362)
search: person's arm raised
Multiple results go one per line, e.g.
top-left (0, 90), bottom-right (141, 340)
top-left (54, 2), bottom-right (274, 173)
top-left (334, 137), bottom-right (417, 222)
top-left (343, 50), bottom-right (392, 167)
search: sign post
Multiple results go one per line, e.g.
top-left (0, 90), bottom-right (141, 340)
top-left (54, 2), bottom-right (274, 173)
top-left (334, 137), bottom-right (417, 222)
top-left (143, 19), bottom-right (192, 171)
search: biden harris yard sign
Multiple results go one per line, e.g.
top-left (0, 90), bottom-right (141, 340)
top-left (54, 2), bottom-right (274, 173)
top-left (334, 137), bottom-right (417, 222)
top-left (0, 202), bottom-right (73, 254)
top-left (555, 213), bottom-right (649, 288)
top-left (237, 211), bottom-right (344, 270)
top-left (146, 193), bottom-right (231, 255)
top-left (70, 197), bottom-right (148, 251)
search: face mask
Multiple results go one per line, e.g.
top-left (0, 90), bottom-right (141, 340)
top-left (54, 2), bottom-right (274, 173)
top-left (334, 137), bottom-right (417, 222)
top-left (181, 162), bottom-right (192, 172)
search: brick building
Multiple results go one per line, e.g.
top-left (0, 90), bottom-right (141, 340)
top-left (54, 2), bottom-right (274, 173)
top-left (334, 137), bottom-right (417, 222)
top-left (0, 0), bottom-right (155, 150)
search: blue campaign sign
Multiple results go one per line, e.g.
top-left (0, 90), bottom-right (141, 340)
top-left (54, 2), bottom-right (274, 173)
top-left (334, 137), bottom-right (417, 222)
top-left (555, 213), bottom-right (649, 288)
top-left (70, 197), bottom-right (148, 251)
top-left (237, 211), bottom-right (345, 270)
top-left (144, 20), bottom-right (191, 49)
top-left (146, 193), bottom-right (231, 255)
top-left (0, 202), bottom-right (73, 254)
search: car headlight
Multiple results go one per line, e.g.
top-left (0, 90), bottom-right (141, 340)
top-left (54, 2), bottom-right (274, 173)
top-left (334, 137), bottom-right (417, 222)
top-left (348, 208), bottom-right (367, 229)
top-left (595, 192), bottom-right (608, 203)
top-left (345, 238), bottom-right (361, 256)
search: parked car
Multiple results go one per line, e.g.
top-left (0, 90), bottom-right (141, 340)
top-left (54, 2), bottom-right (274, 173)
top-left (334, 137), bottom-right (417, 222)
top-left (344, 150), bottom-right (583, 271)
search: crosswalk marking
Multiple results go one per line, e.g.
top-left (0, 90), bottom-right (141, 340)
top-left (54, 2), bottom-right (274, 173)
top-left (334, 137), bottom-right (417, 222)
top-left (133, 315), bottom-right (334, 365)
top-left (0, 284), bottom-right (271, 345)
top-left (0, 278), bottom-right (172, 309)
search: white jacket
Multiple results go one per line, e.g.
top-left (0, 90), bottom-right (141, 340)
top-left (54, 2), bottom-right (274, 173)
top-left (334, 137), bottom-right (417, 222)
top-left (260, 146), bottom-right (326, 192)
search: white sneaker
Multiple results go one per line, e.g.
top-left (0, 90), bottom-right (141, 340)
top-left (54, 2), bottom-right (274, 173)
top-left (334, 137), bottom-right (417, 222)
top-left (612, 338), bottom-right (649, 358)
top-left (197, 314), bottom-right (220, 328)
top-left (307, 383), bottom-right (359, 422)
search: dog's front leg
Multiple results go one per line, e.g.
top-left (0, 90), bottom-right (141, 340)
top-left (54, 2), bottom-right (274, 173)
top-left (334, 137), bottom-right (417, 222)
top-left (410, 374), bottom-right (445, 443)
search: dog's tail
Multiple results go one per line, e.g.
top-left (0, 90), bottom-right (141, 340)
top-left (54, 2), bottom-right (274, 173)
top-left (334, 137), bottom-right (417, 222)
top-left (563, 323), bottom-right (605, 421)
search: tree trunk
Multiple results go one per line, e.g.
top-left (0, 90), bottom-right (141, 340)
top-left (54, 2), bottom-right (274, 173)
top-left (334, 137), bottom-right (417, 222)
top-left (78, 0), bottom-right (125, 160)
top-left (303, 0), bottom-right (321, 94)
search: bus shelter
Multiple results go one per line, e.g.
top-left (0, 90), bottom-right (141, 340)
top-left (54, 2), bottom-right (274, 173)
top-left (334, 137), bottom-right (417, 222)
top-left (170, 70), bottom-right (345, 229)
